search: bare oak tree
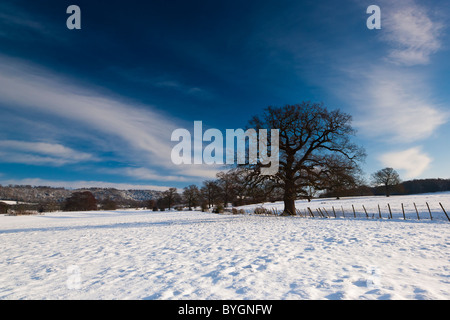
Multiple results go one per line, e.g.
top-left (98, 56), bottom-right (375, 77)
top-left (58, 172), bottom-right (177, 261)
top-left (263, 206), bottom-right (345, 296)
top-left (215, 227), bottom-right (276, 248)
top-left (162, 187), bottom-right (180, 210)
top-left (183, 185), bottom-right (201, 210)
top-left (246, 102), bottom-right (365, 215)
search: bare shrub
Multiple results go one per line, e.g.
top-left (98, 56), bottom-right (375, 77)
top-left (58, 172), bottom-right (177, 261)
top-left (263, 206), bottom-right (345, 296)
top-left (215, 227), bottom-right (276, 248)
top-left (253, 207), bottom-right (268, 215)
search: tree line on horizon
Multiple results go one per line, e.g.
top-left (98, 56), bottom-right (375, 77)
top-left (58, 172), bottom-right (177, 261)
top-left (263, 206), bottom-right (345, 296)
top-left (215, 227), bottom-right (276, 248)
top-left (1, 174), bottom-right (449, 215)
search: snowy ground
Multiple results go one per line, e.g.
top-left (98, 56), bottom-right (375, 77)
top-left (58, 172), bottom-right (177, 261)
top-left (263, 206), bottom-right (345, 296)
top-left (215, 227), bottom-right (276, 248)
top-left (0, 194), bottom-right (449, 300)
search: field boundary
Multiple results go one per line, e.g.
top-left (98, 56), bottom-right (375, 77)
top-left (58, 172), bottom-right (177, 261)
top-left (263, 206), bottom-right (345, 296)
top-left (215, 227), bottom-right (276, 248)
top-left (249, 201), bottom-right (450, 222)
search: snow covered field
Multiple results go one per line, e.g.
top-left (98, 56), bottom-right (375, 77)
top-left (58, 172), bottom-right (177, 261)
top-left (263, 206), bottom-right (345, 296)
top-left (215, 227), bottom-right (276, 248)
top-left (0, 193), bottom-right (449, 300)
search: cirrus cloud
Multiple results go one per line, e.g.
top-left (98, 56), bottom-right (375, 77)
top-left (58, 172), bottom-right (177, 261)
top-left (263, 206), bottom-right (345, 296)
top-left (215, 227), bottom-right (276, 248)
top-left (382, 0), bottom-right (444, 66)
top-left (379, 147), bottom-right (432, 178)
top-left (0, 54), bottom-right (225, 183)
top-left (0, 140), bottom-right (96, 166)
top-left (354, 68), bottom-right (448, 143)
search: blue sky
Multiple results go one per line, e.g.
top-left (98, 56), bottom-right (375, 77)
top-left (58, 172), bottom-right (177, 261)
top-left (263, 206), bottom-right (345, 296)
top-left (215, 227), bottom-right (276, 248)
top-left (0, 0), bottom-right (449, 190)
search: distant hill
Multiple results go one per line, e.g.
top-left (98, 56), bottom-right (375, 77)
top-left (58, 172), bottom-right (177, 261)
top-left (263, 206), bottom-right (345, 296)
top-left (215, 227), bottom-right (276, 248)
top-left (0, 185), bottom-right (162, 205)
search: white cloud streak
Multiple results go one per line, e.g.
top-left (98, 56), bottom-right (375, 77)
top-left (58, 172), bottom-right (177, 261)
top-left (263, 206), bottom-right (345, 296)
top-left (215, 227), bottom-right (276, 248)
top-left (0, 140), bottom-right (95, 166)
top-left (0, 55), bottom-right (223, 182)
top-left (341, 1), bottom-right (448, 179)
top-left (382, 0), bottom-right (444, 66)
top-left (354, 68), bottom-right (448, 143)
top-left (0, 177), bottom-right (172, 192)
top-left (379, 147), bottom-right (432, 178)
top-left (350, 1), bottom-right (449, 143)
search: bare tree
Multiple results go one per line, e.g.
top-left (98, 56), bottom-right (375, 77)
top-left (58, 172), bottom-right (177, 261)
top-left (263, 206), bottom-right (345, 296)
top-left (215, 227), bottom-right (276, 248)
top-left (246, 102), bottom-right (365, 215)
top-left (201, 180), bottom-right (221, 208)
top-left (162, 187), bottom-right (180, 210)
top-left (183, 185), bottom-right (200, 210)
top-left (0, 201), bottom-right (8, 214)
top-left (216, 171), bottom-right (237, 207)
top-left (371, 167), bottom-right (401, 197)
top-left (318, 154), bottom-right (364, 199)
top-left (63, 191), bottom-right (98, 211)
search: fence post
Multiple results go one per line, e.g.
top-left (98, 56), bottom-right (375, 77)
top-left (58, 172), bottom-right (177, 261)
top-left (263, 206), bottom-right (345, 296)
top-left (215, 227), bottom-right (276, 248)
top-left (317, 208), bottom-right (326, 218)
top-left (378, 204), bottom-right (382, 219)
top-left (414, 202), bottom-right (420, 220)
top-left (307, 207), bottom-right (314, 218)
top-left (341, 206), bottom-right (345, 218)
top-left (362, 205), bottom-right (369, 218)
top-left (388, 203), bottom-right (393, 219)
top-left (352, 204), bottom-right (356, 218)
top-left (439, 203), bottom-right (450, 222)
top-left (401, 203), bottom-right (406, 220)
top-left (332, 206), bottom-right (337, 218)
top-left (426, 202), bottom-right (433, 220)
top-left (323, 207), bottom-right (330, 218)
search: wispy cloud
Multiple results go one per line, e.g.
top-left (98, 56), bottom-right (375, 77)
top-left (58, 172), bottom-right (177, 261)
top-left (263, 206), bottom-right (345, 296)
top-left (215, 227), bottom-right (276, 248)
top-left (0, 2), bottom-right (62, 41)
top-left (0, 177), bottom-right (172, 192)
top-left (118, 166), bottom-right (220, 182)
top-left (335, 0), bottom-right (448, 179)
top-left (381, 0), bottom-right (444, 66)
top-left (154, 79), bottom-right (213, 99)
top-left (354, 68), bottom-right (448, 143)
top-left (0, 54), bottom-right (223, 182)
top-left (0, 140), bottom-right (95, 166)
top-left (0, 66), bottom-right (173, 168)
top-left (379, 147), bottom-right (432, 178)
top-left (349, 1), bottom-right (448, 144)
top-left (112, 167), bottom-right (189, 183)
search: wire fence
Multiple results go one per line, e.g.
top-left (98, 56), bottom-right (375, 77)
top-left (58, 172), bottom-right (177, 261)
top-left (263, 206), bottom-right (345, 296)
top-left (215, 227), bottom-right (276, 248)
top-left (253, 201), bottom-right (450, 222)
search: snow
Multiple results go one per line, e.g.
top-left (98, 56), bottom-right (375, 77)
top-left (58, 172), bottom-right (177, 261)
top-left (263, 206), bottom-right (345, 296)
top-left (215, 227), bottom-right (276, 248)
top-left (0, 200), bottom-right (30, 205)
top-left (0, 193), bottom-right (449, 300)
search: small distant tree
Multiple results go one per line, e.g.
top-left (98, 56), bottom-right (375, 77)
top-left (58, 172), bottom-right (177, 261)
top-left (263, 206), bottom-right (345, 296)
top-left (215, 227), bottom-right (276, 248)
top-left (0, 201), bottom-right (8, 214)
top-left (146, 200), bottom-right (156, 210)
top-left (216, 171), bottom-right (239, 207)
top-left (63, 191), bottom-right (98, 211)
top-left (371, 167), bottom-right (401, 197)
top-left (200, 180), bottom-right (221, 208)
top-left (200, 200), bottom-right (208, 212)
top-left (37, 203), bottom-right (46, 214)
top-left (161, 187), bottom-right (180, 210)
top-left (319, 155), bottom-right (363, 199)
top-left (156, 198), bottom-right (166, 211)
top-left (183, 185), bottom-right (200, 210)
top-left (101, 198), bottom-right (117, 210)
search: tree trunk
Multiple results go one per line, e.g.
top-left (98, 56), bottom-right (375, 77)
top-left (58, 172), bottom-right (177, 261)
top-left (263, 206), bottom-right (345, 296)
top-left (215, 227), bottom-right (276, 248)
top-left (283, 180), bottom-right (296, 215)
top-left (283, 198), bottom-right (296, 215)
